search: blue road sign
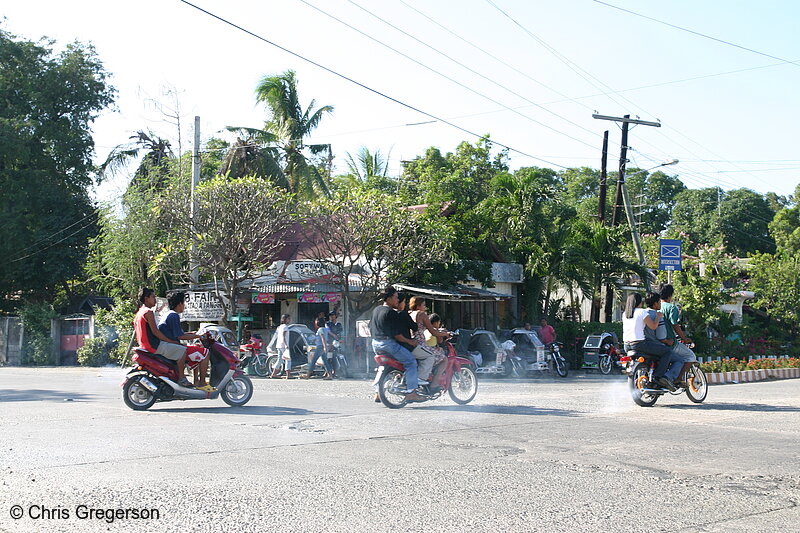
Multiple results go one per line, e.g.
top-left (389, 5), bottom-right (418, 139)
top-left (659, 239), bottom-right (682, 271)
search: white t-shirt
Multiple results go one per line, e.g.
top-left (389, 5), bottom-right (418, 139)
top-left (622, 308), bottom-right (648, 343)
top-left (276, 324), bottom-right (289, 349)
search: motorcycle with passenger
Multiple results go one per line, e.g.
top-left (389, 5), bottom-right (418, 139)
top-left (621, 345), bottom-right (707, 407)
top-left (121, 334), bottom-right (254, 411)
top-left (373, 337), bottom-right (478, 409)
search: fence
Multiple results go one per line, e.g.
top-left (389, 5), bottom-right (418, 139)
top-left (0, 317), bottom-right (24, 365)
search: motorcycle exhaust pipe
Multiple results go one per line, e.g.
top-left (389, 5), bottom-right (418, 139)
top-left (138, 377), bottom-right (158, 393)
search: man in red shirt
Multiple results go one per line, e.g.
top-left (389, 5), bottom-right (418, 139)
top-left (539, 318), bottom-right (556, 346)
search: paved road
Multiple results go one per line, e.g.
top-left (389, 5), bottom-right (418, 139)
top-left (0, 367), bottom-right (798, 533)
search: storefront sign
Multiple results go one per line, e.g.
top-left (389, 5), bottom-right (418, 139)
top-left (182, 291), bottom-right (225, 321)
top-left (297, 292), bottom-right (341, 304)
top-left (251, 292), bottom-right (276, 304)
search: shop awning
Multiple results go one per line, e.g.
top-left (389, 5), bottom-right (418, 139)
top-left (393, 283), bottom-right (511, 302)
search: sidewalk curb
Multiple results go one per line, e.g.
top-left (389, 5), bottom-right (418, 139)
top-left (707, 367), bottom-right (800, 384)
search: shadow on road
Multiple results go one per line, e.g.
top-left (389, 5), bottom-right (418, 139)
top-left (0, 389), bottom-right (94, 402)
top-left (413, 404), bottom-right (580, 417)
top-left (666, 402), bottom-right (800, 413)
top-left (153, 405), bottom-right (324, 416)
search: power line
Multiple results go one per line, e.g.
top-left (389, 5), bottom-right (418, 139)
top-left (176, 0), bottom-right (570, 169)
top-left (9, 219), bottom-right (98, 264)
top-left (593, 0), bottom-right (800, 68)
top-left (299, 0), bottom-right (600, 151)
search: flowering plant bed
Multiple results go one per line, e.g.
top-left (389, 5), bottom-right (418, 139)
top-left (699, 356), bottom-right (800, 384)
top-left (699, 356), bottom-right (800, 374)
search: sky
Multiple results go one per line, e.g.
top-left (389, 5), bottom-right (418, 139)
top-left (3, 0), bottom-right (800, 206)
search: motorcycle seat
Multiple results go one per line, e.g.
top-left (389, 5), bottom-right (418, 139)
top-left (134, 349), bottom-right (179, 370)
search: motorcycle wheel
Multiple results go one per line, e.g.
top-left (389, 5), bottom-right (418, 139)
top-left (500, 358), bottom-right (515, 378)
top-left (378, 369), bottom-right (407, 409)
top-left (599, 355), bottom-right (613, 375)
top-left (448, 366), bottom-right (478, 405)
top-left (221, 375), bottom-right (253, 407)
top-left (685, 364), bottom-right (708, 403)
top-left (123, 376), bottom-right (156, 411)
top-left (629, 365), bottom-right (658, 407)
top-left (251, 354), bottom-right (268, 377)
top-left (335, 355), bottom-right (350, 379)
top-left (266, 355), bottom-right (281, 377)
top-left (551, 354), bottom-right (569, 378)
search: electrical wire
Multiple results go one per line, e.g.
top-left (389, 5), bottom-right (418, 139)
top-left (176, 0), bottom-right (571, 169)
top-left (298, 0), bottom-right (601, 152)
top-left (593, 0), bottom-right (800, 67)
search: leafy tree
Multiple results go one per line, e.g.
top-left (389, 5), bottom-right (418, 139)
top-left (669, 187), bottom-right (775, 256)
top-left (158, 176), bottom-right (295, 322)
top-left (100, 130), bottom-right (174, 190)
top-left (769, 205), bottom-right (800, 255)
top-left (626, 169), bottom-right (686, 234)
top-left (0, 29), bottom-right (114, 307)
top-left (747, 252), bottom-right (800, 338)
top-left (333, 146), bottom-right (397, 195)
top-left (225, 70), bottom-right (333, 198)
top-left (403, 137), bottom-right (508, 285)
top-left (301, 190), bottom-right (452, 339)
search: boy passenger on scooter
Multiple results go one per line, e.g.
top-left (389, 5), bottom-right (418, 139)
top-left (659, 284), bottom-right (697, 385)
top-left (643, 292), bottom-right (684, 391)
top-left (157, 290), bottom-right (214, 392)
top-left (370, 286), bottom-right (424, 403)
top-left (134, 288), bottom-right (208, 390)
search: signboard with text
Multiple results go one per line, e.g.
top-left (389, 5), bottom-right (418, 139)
top-left (659, 239), bottom-right (682, 271)
top-left (182, 291), bottom-right (225, 321)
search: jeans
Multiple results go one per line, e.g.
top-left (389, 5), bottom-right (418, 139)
top-left (372, 339), bottom-right (418, 391)
top-left (665, 342), bottom-right (696, 381)
top-left (308, 345), bottom-right (332, 374)
top-left (274, 348), bottom-right (291, 371)
top-left (625, 339), bottom-right (673, 378)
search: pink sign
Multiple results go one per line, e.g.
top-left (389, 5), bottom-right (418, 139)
top-left (297, 292), bottom-right (341, 304)
top-left (251, 292), bottom-right (275, 304)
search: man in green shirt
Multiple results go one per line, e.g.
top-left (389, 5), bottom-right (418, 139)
top-left (660, 284), bottom-right (696, 382)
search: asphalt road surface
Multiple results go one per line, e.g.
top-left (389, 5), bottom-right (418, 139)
top-left (1, 367), bottom-right (799, 533)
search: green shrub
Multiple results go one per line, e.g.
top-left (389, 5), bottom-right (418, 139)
top-left (18, 301), bottom-right (57, 366)
top-left (77, 336), bottom-right (110, 366)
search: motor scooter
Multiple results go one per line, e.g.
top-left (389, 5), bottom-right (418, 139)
top-left (373, 339), bottom-right (478, 409)
top-left (121, 334), bottom-right (254, 411)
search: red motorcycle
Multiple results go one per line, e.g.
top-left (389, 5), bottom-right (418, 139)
top-left (373, 339), bottom-right (478, 409)
top-left (122, 335), bottom-right (253, 411)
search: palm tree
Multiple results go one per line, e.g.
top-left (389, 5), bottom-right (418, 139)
top-left (224, 70), bottom-right (334, 198)
top-left (99, 130), bottom-right (174, 190)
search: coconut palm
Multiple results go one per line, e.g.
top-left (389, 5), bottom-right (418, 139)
top-left (99, 130), bottom-right (174, 190)
top-left (224, 70), bottom-right (333, 198)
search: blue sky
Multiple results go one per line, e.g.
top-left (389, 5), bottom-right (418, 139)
top-left (3, 0), bottom-right (799, 203)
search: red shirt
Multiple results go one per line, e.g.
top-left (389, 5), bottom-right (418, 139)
top-left (134, 306), bottom-right (160, 352)
top-left (540, 325), bottom-right (556, 345)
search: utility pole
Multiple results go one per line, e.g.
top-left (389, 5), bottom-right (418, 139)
top-left (593, 113), bottom-right (662, 315)
top-left (190, 116), bottom-right (201, 287)
top-left (598, 130), bottom-right (609, 224)
top-left (592, 131), bottom-right (609, 322)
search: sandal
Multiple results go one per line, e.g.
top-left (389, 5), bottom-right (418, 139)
top-left (178, 378), bottom-right (193, 388)
top-left (197, 384), bottom-right (215, 392)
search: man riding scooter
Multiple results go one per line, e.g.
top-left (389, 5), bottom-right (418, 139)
top-left (370, 286), bottom-right (424, 403)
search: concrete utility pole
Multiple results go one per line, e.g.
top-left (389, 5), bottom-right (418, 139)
top-left (593, 113), bottom-right (661, 315)
top-left (190, 116), bottom-right (201, 287)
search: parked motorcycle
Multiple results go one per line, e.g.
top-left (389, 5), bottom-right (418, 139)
top-left (373, 339), bottom-right (478, 409)
top-left (621, 348), bottom-right (708, 407)
top-left (329, 339), bottom-right (350, 378)
top-left (239, 334), bottom-right (269, 377)
top-left (121, 334), bottom-right (254, 411)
